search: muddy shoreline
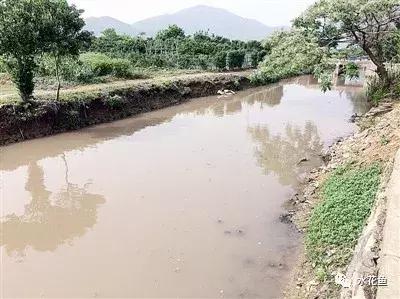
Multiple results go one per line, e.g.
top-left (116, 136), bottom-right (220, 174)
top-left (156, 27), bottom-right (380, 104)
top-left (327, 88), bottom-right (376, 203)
top-left (284, 102), bottom-right (400, 299)
top-left (0, 72), bottom-right (251, 146)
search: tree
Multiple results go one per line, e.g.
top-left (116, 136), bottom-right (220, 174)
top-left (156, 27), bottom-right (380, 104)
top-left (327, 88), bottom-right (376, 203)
top-left (382, 29), bottom-right (400, 62)
top-left (0, 0), bottom-right (90, 101)
top-left (0, 0), bottom-right (45, 101)
top-left (213, 51), bottom-right (227, 70)
top-left (255, 30), bottom-right (327, 84)
top-left (226, 50), bottom-right (245, 70)
top-left (41, 0), bottom-right (92, 100)
top-left (294, 0), bottom-right (400, 85)
top-left (93, 29), bottom-right (120, 53)
top-left (92, 29), bottom-right (146, 55)
top-left (155, 25), bottom-right (185, 41)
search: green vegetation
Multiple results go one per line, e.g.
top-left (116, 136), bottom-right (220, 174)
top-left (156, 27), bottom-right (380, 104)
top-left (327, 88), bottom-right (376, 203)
top-left (2, 0), bottom-right (399, 104)
top-left (80, 53), bottom-right (133, 78)
top-left (306, 164), bottom-right (381, 283)
top-left (0, 0), bottom-right (90, 101)
top-left (253, 0), bottom-right (400, 99)
top-left (344, 62), bottom-right (359, 79)
top-left (250, 30), bottom-right (328, 85)
top-left (90, 27), bottom-right (265, 71)
top-left (367, 67), bottom-right (400, 105)
top-left (380, 135), bottom-right (390, 146)
top-left (0, 56), bottom-right (6, 73)
top-left (0, 0), bottom-right (266, 102)
top-left (294, 0), bottom-right (398, 86)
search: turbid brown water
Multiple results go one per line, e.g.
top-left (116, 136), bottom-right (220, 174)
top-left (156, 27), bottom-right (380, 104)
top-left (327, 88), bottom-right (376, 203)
top-left (0, 76), bottom-right (370, 298)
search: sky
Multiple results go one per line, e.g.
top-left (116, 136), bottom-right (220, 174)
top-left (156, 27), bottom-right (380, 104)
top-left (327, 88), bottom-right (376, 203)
top-left (67, 0), bottom-right (316, 26)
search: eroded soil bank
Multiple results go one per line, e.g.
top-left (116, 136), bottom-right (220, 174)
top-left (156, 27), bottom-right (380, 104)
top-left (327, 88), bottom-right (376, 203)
top-left (0, 72), bottom-right (251, 146)
top-left (285, 102), bottom-right (400, 299)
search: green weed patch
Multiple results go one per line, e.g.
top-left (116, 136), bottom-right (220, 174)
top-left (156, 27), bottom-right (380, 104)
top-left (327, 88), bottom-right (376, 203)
top-left (306, 164), bottom-right (381, 281)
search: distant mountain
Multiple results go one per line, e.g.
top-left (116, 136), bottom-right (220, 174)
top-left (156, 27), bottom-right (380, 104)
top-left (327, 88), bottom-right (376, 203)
top-left (84, 5), bottom-right (285, 40)
top-left (84, 16), bottom-right (138, 36)
top-left (132, 5), bottom-right (282, 40)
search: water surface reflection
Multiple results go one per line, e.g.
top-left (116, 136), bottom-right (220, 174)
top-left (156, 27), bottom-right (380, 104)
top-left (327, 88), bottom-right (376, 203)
top-left (1, 77), bottom-right (370, 298)
top-left (1, 159), bottom-right (105, 255)
top-left (249, 122), bottom-right (323, 186)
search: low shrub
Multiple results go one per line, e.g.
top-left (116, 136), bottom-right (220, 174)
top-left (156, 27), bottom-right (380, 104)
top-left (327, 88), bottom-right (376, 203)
top-left (80, 53), bottom-right (134, 79)
top-left (249, 70), bottom-right (278, 85)
top-left (80, 53), bottom-right (114, 76)
top-left (133, 55), bottom-right (169, 68)
top-left (366, 78), bottom-right (390, 106)
top-left (306, 164), bottom-right (381, 282)
top-left (366, 67), bottom-right (400, 104)
top-left (75, 64), bottom-right (97, 83)
top-left (111, 58), bottom-right (133, 78)
top-left (37, 54), bottom-right (81, 80)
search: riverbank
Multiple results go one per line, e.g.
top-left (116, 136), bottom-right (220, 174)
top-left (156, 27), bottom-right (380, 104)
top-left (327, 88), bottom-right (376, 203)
top-left (285, 101), bottom-right (400, 299)
top-left (0, 71), bottom-right (251, 146)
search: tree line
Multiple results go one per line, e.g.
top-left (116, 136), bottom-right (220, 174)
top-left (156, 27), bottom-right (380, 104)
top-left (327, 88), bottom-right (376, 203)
top-left (0, 0), bottom-right (267, 102)
top-left (91, 26), bottom-right (267, 70)
top-left (1, 0), bottom-right (399, 103)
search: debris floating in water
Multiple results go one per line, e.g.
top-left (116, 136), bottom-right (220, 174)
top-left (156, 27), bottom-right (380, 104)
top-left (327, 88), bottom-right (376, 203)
top-left (217, 89), bottom-right (236, 98)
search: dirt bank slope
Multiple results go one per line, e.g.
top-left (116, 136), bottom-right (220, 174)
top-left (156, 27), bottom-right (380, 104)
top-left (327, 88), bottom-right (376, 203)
top-left (0, 72), bottom-right (251, 146)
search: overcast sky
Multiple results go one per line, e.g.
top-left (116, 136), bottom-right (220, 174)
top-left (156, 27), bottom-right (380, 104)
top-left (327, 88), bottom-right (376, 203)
top-left (67, 0), bottom-right (316, 26)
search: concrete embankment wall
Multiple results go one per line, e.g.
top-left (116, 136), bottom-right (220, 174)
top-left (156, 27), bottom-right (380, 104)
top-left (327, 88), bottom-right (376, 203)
top-left (0, 73), bottom-right (251, 146)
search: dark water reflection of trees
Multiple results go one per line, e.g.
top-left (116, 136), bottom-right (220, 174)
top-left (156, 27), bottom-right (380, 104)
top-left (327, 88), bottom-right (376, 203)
top-left (248, 122), bottom-right (324, 186)
top-left (243, 85), bottom-right (283, 107)
top-left (1, 157), bottom-right (105, 255)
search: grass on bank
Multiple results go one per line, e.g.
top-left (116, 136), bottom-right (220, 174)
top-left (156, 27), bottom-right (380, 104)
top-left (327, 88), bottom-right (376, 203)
top-left (0, 68), bottom-right (216, 105)
top-left (366, 67), bottom-right (400, 105)
top-left (306, 164), bottom-right (381, 284)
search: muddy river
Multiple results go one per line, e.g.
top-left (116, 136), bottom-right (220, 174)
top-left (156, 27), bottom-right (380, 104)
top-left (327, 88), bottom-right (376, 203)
top-left (0, 76), bottom-right (369, 298)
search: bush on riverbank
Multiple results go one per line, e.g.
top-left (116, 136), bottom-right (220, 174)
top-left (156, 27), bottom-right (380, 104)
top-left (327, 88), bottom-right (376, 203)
top-left (37, 53), bottom-right (150, 85)
top-left (367, 67), bottom-right (400, 105)
top-left (306, 164), bottom-right (381, 284)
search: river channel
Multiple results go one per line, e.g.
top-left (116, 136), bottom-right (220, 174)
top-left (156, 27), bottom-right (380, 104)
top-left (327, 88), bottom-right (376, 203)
top-left (0, 76), bottom-right (370, 298)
